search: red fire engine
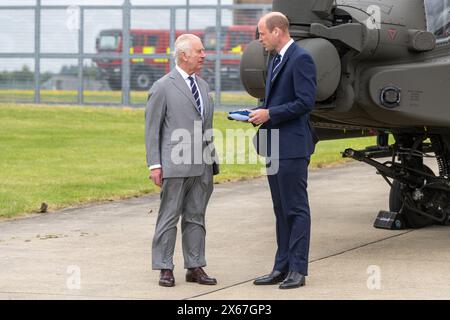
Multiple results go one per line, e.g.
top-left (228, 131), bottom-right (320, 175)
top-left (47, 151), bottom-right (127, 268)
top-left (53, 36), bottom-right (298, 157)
top-left (94, 29), bottom-right (203, 91)
top-left (94, 25), bottom-right (255, 91)
top-left (203, 25), bottom-right (256, 90)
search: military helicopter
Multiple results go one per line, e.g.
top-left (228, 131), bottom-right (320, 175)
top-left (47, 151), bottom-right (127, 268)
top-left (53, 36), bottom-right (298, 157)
top-left (240, 0), bottom-right (450, 228)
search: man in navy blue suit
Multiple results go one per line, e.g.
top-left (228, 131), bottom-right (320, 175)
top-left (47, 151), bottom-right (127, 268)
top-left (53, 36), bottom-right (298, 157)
top-left (249, 12), bottom-right (317, 289)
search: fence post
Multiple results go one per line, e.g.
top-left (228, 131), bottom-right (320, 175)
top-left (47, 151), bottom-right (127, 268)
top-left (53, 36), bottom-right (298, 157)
top-left (186, 0), bottom-right (189, 31)
top-left (122, 0), bottom-right (131, 106)
top-left (34, 0), bottom-right (41, 103)
top-left (214, 0), bottom-right (222, 107)
top-left (169, 7), bottom-right (176, 71)
top-left (78, 7), bottom-right (84, 105)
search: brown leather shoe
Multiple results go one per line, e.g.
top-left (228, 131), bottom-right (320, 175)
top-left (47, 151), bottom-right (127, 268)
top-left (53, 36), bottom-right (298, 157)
top-left (159, 269), bottom-right (175, 287)
top-left (186, 267), bottom-right (217, 285)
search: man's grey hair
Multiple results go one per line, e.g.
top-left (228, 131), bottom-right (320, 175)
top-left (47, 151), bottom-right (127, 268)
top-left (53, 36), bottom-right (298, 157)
top-left (174, 34), bottom-right (201, 64)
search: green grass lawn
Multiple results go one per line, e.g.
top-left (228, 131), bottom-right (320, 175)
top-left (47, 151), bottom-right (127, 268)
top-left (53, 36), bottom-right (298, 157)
top-left (0, 103), bottom-right (376, 218)
top-left (0, 89), bottom-right (259, 106)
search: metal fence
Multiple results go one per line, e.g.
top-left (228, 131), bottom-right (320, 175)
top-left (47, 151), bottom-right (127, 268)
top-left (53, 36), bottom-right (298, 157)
top-left (0, 1), bottom-right (271, 108)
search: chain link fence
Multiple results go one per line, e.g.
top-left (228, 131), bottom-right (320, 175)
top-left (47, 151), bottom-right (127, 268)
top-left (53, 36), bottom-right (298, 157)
top-left (0, 0), bottom-right (271, 109)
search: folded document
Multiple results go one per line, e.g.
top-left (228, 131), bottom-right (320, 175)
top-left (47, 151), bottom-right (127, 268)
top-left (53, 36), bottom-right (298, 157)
top-left (227, 109), bottom-right (251, 122)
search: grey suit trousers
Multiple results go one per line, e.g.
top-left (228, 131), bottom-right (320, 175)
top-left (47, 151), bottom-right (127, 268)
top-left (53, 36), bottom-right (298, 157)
top-left (152, 165), bottom-right (213, 270)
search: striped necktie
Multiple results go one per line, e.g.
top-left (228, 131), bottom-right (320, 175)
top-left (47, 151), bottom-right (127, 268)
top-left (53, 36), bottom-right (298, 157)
top-left (188, 76), bottom-right (202, 117)
top-left (271, 54), bottom-right (282, 81)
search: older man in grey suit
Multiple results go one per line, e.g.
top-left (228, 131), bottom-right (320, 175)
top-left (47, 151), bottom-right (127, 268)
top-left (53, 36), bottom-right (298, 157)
top-left (145, 34), bottom-right (218, 287)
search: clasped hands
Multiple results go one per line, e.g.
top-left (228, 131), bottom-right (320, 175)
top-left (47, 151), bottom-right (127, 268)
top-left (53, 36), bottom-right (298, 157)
top-left (247, 109), bottom-right (270, 126)
top-left (150, 108), bottom-right (269, 187)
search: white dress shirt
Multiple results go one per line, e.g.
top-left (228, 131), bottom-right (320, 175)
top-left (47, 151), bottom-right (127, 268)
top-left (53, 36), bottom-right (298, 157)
top-left (265, 39), bottom-right (295, 121)
top-left (175, 65), bottom-right (204, 117)
top-left (277, 38), bottom-right (294, 64)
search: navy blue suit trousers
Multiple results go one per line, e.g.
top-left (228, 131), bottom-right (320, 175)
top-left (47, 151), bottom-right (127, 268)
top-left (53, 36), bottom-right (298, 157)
top-left (267, 158), bottom-right (311, 275)
top-left (254, 42), bottom-right (317, 276)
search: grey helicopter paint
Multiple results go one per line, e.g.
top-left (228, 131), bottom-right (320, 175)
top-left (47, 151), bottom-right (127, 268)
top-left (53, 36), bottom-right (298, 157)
top-left (240, 0), bottom-right (450, 228)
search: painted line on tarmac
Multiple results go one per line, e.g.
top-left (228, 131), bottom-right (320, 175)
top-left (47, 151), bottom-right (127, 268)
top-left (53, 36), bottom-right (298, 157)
top-left (185, 229), bottom-right (416, 300)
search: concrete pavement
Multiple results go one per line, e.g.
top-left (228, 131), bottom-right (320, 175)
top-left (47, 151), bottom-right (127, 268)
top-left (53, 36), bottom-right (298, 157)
top-left (1, 161), bottom-right (450, 299)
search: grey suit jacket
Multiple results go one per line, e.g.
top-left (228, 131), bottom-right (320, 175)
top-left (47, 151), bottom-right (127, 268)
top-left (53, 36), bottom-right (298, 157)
top-left (145, 68), bottom-right (218, 178)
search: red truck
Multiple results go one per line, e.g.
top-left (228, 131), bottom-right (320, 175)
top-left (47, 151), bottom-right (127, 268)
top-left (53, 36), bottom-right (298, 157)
top-left (94, 28), bottom-right (203, 91)
top-left (94, 25), bottom-right (256, 91)
top-left (202, 25), bottom-right (256, 90)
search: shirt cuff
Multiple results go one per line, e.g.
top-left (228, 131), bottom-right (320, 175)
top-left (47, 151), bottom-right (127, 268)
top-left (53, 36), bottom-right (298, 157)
top-left (149, 164), bottom-right (162, 170)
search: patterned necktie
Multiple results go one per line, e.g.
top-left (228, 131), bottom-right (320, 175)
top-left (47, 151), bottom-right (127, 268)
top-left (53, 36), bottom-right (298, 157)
top-left (271, 54), bottom-right (282, 81)
top-left (188, 76), bottom-right (202, 117)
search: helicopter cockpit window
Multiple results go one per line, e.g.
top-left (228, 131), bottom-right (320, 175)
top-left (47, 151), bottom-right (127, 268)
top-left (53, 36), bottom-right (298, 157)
top-left (424, 0), bottom-right (450, 41)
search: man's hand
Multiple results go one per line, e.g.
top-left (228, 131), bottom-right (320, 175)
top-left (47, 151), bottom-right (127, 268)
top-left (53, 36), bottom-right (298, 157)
top-left (249, 109), bottom-right (270, 125)
top-left (150, 168), bottom-right (163, 187)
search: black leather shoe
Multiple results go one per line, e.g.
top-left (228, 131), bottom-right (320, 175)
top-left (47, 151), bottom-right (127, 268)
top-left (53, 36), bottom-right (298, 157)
top-left (253, 270), bottom-right (287, 285)
top-left (186, 267), bottom-right (217, 285)
top-left (159, 269), bottom-right (175, 287)
top-left (279, 271), bottom-right (305, 289)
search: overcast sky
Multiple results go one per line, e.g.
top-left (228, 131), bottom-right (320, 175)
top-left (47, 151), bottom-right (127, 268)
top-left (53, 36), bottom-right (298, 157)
top-left (0, 0), bottom-right (232, 6)
top-left (2, 0), bottom-right (448, 73)
top-left (0, 0), bottom-right (237, 72)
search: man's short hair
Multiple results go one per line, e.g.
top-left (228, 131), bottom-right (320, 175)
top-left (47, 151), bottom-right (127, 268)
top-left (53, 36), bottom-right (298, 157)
top-left (174, 34), bottom-right (201, 63)
top-left (265, 13), bottom-right (289, 33)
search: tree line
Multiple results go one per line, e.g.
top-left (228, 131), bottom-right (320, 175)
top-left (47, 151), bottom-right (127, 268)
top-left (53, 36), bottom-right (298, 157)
top-left (0, 64), bottom-right (100, 83)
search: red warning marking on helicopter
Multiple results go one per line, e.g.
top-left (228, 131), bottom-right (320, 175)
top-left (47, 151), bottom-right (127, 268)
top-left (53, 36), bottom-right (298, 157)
top-left (388, 28), bottom-right (398, 40)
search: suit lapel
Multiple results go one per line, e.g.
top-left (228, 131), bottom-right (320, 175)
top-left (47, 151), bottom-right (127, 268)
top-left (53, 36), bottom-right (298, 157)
top-left (170, 69), bottom-right (202, 117)
top-left (264, 57), bottom-right (274, 103)
top-left (266, 43), bottom-right (296, 101)
top-left (270, 53), bottom-right (290, 84)
top-left (197, 79), bottom-right (210, 122)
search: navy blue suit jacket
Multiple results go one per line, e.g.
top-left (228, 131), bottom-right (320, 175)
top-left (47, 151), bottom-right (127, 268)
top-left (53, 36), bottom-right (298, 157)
top-left (255, 42), bottom-right (317, 159)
